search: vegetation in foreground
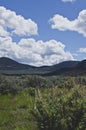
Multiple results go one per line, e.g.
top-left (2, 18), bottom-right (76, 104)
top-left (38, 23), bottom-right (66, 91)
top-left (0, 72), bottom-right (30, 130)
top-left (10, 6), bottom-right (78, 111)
top-left (0, 75), bottom-right (86, 130)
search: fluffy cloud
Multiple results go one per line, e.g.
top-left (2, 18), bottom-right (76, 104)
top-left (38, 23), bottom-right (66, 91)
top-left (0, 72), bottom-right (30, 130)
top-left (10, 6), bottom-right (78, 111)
top-left (0, 6), bottom-right (74, 66)
top-left (50, 9), bottom-right (86, 37)
top-left (0, 6), bottom-right (38, 36)
top-left (79, 48), bottom-right (86, 53)
top-left (0, 37), bottom-right (74, 66)
top-left (61, 0), bottom-right (76, 2)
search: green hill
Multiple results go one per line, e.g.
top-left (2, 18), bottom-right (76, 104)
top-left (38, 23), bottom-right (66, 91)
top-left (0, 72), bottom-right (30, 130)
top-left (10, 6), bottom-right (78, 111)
top-left (0, 57), bottom-right (86, 76)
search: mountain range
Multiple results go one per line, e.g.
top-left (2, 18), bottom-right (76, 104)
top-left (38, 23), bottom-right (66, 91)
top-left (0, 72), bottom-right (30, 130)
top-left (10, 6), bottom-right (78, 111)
top-left (0, 57), bottom-right (86, 76)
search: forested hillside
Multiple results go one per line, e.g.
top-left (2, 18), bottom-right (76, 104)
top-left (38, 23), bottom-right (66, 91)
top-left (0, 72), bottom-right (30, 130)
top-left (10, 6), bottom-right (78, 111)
top-left (0, 57), bottom-right (86, 76)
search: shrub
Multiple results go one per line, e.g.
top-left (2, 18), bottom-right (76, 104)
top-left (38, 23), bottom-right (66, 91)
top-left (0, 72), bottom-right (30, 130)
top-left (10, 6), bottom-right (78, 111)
top-left (31, 88), bottom-right (86, 130)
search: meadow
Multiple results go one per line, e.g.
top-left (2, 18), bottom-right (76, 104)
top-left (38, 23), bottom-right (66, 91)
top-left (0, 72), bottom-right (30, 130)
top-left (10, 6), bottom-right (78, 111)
top-left (0, 75), bottom-right (86, 130)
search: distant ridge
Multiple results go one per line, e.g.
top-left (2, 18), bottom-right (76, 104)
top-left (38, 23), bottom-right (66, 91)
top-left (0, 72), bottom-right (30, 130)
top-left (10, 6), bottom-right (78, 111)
top-left (44, 59), bottom-right (86, 76)
top-left (77, 59), bottom-right (86, 69)
top-left (0, 57), bottom-right (86, 76)
top-left (0, 57), bottom-right (35, 70)
top-left (0, 57), bottom-right (37, 75)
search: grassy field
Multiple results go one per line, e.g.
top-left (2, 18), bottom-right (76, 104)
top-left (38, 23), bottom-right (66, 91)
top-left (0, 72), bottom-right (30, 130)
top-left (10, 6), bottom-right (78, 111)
top-left (0, 75), bottom-right (86, 130)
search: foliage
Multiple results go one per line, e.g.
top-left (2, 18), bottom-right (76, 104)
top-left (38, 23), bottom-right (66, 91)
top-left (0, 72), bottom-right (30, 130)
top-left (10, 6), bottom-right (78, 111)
top-left (0, 75), bottom-right (86, 130)
top-left (31, 87), bottom-right (86, 130)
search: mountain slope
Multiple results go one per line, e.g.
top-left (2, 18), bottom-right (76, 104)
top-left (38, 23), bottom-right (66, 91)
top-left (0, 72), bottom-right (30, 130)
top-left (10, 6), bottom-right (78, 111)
top-left (0, 57), bottom-right (37, 75)
top-left (77, 59), bottom-right (86, 69)
top-left (0, 57), bottom-right (86, 76)
top-left (44, 60), bottom-right (86, 76)
top-left (0, 57), bottom-right (35, 70)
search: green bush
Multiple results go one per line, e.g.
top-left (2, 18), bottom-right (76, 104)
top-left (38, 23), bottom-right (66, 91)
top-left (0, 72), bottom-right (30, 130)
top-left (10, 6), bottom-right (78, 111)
top-left (31, 87), bottom-right (86, 130)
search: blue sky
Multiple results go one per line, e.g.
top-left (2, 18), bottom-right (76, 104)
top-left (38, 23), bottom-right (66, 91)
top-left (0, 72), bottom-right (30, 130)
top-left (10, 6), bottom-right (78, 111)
top-left (0, 0), bottom-right (86, 66)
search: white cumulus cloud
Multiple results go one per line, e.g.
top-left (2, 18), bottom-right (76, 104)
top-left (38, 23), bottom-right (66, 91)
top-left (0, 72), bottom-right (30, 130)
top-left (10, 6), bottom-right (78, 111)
top-left (79, 48), bottom-right (86, 53)
top-left (0, 6), bottom-right (38, 36)
top-left (49, 9), bottom-right (86, 37)
top-left (0, 6), bottom-right (74, 66)
top-left (0, 37), bottom-right (74, 66)
top-left (61, 0), bottom-right (76, 3)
